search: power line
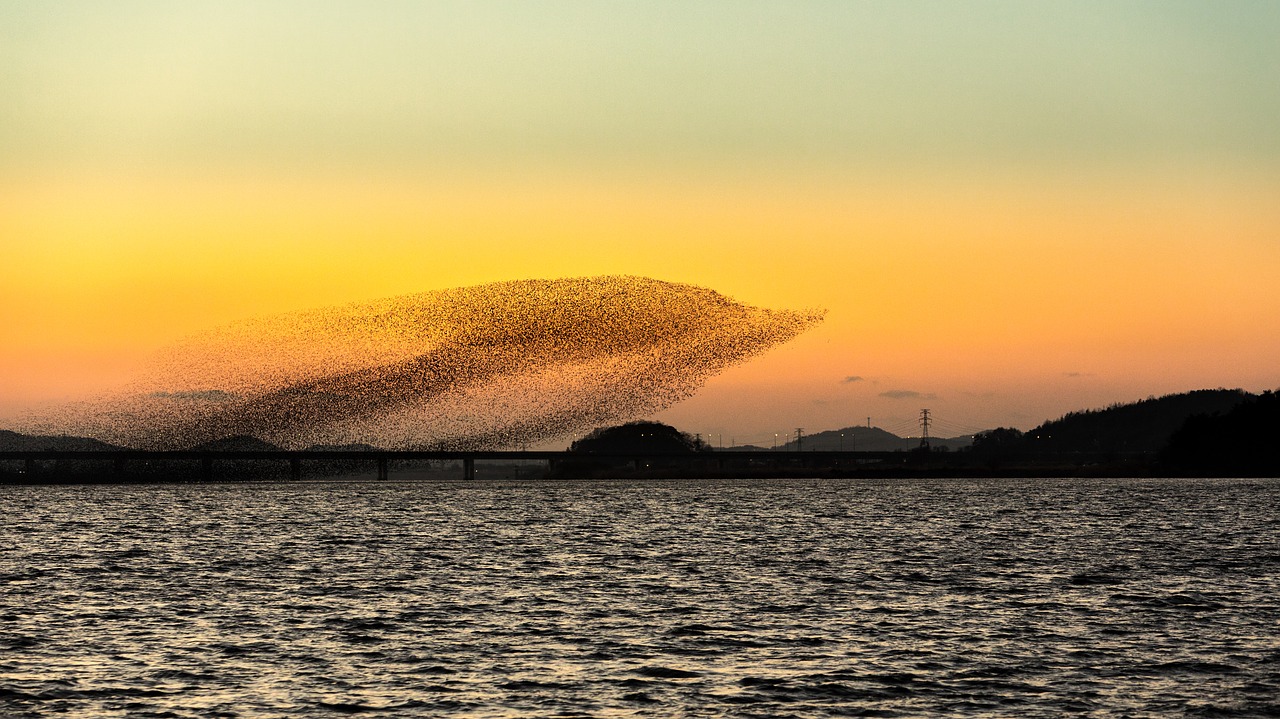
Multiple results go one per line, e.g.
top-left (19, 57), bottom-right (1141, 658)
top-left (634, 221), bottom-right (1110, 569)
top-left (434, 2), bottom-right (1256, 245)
top-left (930, 417), bottom-right (986, 436)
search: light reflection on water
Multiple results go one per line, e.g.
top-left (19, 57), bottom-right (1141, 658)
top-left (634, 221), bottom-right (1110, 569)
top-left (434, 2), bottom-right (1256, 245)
top-left (2, 477), bottom-right (1278, 717)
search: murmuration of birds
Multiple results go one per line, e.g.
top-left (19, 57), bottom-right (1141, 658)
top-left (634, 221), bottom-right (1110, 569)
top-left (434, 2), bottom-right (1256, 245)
top-left (32, 276), bottom-right (824, 449)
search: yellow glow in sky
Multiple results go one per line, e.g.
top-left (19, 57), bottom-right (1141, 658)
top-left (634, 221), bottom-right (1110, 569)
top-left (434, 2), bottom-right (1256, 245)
top-left (3, 2), bottom-right (1279, 439)
top-left (3, 168), bottom-right (1277, 436)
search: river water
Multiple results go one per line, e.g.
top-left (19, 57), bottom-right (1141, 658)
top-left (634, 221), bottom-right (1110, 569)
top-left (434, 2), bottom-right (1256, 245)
top-left (2, 477), bottom-right (1278, 717)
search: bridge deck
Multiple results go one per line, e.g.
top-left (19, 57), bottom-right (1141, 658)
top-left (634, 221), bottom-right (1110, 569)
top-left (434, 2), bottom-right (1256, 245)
top-left (0, 449), bottom-right (907, 462)
top-left (1, 448), bottom-right (913, 481)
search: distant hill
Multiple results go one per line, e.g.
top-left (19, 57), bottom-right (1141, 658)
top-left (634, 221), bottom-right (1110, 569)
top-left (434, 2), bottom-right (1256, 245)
top-left (0, 430), bottom-right (125, 452)
top-left (728, 426), bottom-right (972, 452)
top-left (0, 430), bottom-right (294, 453)
top-left (1023, 389), bottom-right (1255, 454)
top-left (571, 421), bottom-right (708, 454)
top-left (778, 426), bottom-right (909, 452)
top-left (1162, 390), bottom-right (1280, 475)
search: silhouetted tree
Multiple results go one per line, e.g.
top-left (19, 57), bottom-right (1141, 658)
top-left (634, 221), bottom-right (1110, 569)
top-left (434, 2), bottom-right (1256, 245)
top-left (569, 421), bottom-right (710, 454)
top-left (1162, 391), bottom-right (1280, 476)
top-left (969, 427), bottom-right (1025, 455)
top-left (1022, 389), bottom-right (1253, 454)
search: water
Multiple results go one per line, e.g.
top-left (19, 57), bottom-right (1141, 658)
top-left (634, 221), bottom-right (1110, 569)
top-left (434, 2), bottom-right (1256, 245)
top-left (2, 477), bottom-right (1278, 717)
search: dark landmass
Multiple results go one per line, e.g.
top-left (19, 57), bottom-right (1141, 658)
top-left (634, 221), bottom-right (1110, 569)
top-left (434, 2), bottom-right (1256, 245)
top-left (1022, 388), bottom-right (1253, 453)
top-left (551, 421), bottom-right (709, 477)
top-left (968, 388), bottom-right (1277, 477)
top-left (0, 429), bottom-right (125, 452)
top-left (0, 430), bottom-right (129, 480)
top-left (969, 388), bottom-right (1258, 456)
top-left (3, 388), bottom-right (1277, 482)
top-left (1160, 390), bottom-right (1280, 476)
top-left (570, 421), bottom-right (710, 454)
top-left (763, 426), bottom-right (972, 452)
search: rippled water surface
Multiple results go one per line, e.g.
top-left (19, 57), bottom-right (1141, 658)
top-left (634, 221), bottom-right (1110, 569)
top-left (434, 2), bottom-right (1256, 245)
top-left (3, 477), bottom-right (1279, 717)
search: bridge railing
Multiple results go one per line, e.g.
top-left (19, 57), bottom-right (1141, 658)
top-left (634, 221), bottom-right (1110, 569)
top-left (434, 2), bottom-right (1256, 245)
top-left (0, 449), bottom-right (911, 482)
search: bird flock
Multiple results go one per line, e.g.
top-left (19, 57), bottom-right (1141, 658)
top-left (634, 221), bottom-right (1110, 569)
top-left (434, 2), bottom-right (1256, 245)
top-left (36, 276), bottom-right (823, 449)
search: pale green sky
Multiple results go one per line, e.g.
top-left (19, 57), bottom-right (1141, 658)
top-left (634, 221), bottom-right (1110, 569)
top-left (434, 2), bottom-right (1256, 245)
top-left (4, 0), bottom-right (1279, 176)
top-left (4, 2), bottom-right (1280, 435)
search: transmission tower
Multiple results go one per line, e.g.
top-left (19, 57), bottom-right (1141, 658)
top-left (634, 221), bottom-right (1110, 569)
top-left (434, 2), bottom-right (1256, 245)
top-left (918, 409), bottom-right (931, 450)
top-left (795, 428), bottom-right (804, 452)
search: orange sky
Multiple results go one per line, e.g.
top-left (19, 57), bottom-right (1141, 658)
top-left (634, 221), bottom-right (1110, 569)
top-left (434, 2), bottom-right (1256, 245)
top-left (3, 168), bottom-right (1277, 439)
top-left (4, 3), bottom-right (1279, 440)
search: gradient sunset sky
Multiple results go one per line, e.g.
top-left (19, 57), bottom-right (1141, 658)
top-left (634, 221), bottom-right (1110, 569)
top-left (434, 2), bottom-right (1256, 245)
top-left (3, 1), bottom-right (1278, 442)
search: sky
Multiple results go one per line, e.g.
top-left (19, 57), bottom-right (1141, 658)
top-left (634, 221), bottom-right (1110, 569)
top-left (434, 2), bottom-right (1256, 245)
top-left (2, 1), bottom-right (1278, 443)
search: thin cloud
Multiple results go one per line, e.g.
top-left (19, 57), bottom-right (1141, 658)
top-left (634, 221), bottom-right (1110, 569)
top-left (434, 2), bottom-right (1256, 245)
top-left (1064, 372), bottom-right (1094, 378)
top-left (880, 390), bottom-right (937, 400)
top-left (842, 375), bottom-right (865, 384)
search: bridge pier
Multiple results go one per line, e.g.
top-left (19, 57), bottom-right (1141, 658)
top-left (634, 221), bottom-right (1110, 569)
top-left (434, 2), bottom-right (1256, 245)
top-left (463, 457), bottom-right (475, 480)
top-left (290, 458), bottom-right (301, 481)
top-left (377, 458), bottom-right (388, 481)
top-left (24, 458), bottom-right (34, 475)
top-left (201, 457), bottom-right (213, 481)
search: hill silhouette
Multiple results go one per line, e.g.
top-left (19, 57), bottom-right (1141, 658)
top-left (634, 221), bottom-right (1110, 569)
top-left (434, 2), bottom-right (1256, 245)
top-left (769, 426), bottom-right (973, 452)
top-left (1013, 389), bottom-right (1255, 455)
top-left (1162, 391), bottom-right (1280, 475)
top-left (3, 387), bottom-right (1274, 479)
top-left (570, 421), bottom-right (709, 454)
top-left (0, 429), bottom-right (124, 452)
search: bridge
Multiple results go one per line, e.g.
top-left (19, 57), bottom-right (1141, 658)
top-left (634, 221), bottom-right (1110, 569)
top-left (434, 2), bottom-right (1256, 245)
top-left (0, 449), bottom-right (914, 482)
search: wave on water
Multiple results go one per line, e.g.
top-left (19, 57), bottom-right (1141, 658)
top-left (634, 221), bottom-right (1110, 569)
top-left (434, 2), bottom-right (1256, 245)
top-left (2, 478), bottom-right (1279, 717)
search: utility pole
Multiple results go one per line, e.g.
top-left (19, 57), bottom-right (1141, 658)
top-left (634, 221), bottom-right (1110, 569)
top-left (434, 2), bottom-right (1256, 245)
top-left (795, 428), bottom-right (804, 452)
top-left (919, 409), bottom-right (931, 450)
